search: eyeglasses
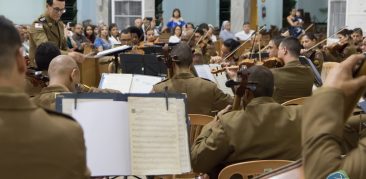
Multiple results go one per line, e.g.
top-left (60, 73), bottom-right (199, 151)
top-left (52, 7), bottom-right (66, 14)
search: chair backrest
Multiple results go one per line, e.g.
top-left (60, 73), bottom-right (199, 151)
top-left (189, 114), bottom-right (214, 146)
top-left (254, 160), bottom-right (304, 179)
top-left (281, 97), bottom-right (308, 106)
top-left (218, 160), bottom-right (293, 179)
top-left (321, 62), bottom-right (339, 82)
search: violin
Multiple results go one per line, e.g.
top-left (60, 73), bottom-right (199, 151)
top-left (26, 68), bottom-right (49, 88)
top-left (227, 66), bottom-right (250, 110)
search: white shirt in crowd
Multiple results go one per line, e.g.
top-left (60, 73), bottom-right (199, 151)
top-left (109, 36), bottom-right (121, 47)
top-left (235, 30), bottom-right (255, 41)
top-left (168, 35), bottom-right (181, 43)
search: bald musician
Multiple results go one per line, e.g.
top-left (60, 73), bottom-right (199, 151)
top-left (271, 37), bottom-right (314, 104)
top-left (0, 15), bottom-right (88, 178)
top-left (152, 43), bottom-right (232, 116)
top-left (31, 55), bottom-right (118, 110)
top-left (191, 66), bottom-right (302, 179)
top-left (302, 54), bottom-right (366, 179)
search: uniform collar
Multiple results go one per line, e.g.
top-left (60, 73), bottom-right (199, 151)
top-left (284, 59), bottom-right (301, 67)
top-left (45, 14), bottom-right (58, 25)
top-left (172, 72), bottom-right (195, 79)
top-left (40, 85), bottom-right (69, 94)
top-left (247, 96), bottom-right (276, 106)
top-left (0, 87), bottom-right (37, 110)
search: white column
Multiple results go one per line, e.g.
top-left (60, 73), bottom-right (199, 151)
top-left (144, 0), bottom-right (155, 18)
top-left (230, 0), bottom-right (246, 33)
top-left (96, 0), bottom-right (109, 25)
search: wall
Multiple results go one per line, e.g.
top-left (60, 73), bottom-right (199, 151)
top-left (0, 0), bottom-right (45, 24)
top-left (77, 0), bottom-right (97, 24)
top-left (162, 0), bottom-right (220, 28)
top-left (257, 0), bottom-right (283, 30)
top-left (297, 0), bottom-right (328, 23)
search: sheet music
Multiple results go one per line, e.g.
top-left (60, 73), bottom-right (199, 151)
top-left (130, 75), bottom-right (163, 93)
top-left (194, 65), bottom-right (215, 82)
top-left (128, 97), bottom-right (181, 175)
top-left (209, 64), bottom-right (234, 96)
top-left (71, 101), bottom-right (131, 176)
top-left (176, 98), bottom-right (192, 173)
top-left (94, 45), bottom-right (132, 58)
top-left (99, 73), bottom-right (133, 93)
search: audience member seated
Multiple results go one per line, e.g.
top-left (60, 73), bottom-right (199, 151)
top-left (168, 25), bottom-right (182, 43)
top-left (72, 23), bottom-right (89, 53)
top-left (219, 21), bottom-right (236, 41)
top-left (235, 22), bottom-right (255, 41)
top-left (94, 24), bottom-right (112, 52)
top-left (108, 23), bottom-right (121, 47)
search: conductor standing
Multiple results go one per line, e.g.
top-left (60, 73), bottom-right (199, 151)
top-left (29, 0), bottom-right (84, 67)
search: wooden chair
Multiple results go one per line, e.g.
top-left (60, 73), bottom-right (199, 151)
top-left (321, 62), bottom-right (339, 82)
top-left (254, 160), bottom-right (304, 179)
top-left (188, 114), bottom-right (214, 146)
top-left (281, 97), bottom-right (308, 106)
top-left (218, 160), bottom-right (293, 179)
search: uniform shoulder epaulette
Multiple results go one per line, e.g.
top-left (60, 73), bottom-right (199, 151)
top-left (44, 109), bottom-right (76, 122)
top-left (38, 16), bottom-right (46, 23)
top-left (154, 78), bottom-right (170, 85)
top-left (199, 77), bottom-right (215, 83)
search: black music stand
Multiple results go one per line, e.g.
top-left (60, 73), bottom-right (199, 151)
top-left (94, 45), bottom-right (133, 73)
top-left (119, 54), bottom-right (167, 77)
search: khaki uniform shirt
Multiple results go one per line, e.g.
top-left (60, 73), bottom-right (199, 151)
top-left (191, 97), bottom-right (302, 178)
top-left (0, 87), bottom-right (88, 179)
top-left (29, 14), bottom-right (67, 67)
top-left (271, 60), bottom-right (314, 104)
top-left (153, 72), bottom-right (233, 116)
top-left (31, 85), bottom-right (69, 110)
top-left (302, 87), bottom-right (366, 179)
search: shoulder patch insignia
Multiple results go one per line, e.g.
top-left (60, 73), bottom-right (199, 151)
top-left (34, 23), bottom-right (43, 29)
top-left (44, 109), bottom-right (76, 122)
top-left (326, 170), bottom-right (350, 179)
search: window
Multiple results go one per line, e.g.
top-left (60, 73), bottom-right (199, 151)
top-left (112, 0), bottom-right (144, 29)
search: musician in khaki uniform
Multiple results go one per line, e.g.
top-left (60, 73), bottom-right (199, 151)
top-left (302, 54), bottom-right (366, 179)
top-left (152, 43), bottom-right (232, 116)
top-left (271, 37), bottom-right (314, 104)
top-left (31, 55), bottom-right (118, 110)
top-left (191, 66), bottom-right (302, 179)
top-left (29, 0), bottom-right (84, 67)
top-left (0, 15), bottom-right (89, 178)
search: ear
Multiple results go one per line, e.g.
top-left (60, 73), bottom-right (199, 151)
top-left (70, 68), bottom-right (80, 84)
top-left (15, 48), bottom-right (26, 74)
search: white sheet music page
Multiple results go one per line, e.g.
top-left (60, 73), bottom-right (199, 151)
top-left (128, 97), bottom-right (181, 175)
top-left (61, 98), bottom-right (114, 115)
top-left (71, 101), bottom-right (131, 176)
top-left (209, 64), bottom-right (234, 96)
top-left (94, 45), bottom-right (132, 58)
top-left (176, 98), bottom-right (192, 173)
top-left (130, 75), bottom-right (163, 93)
top-left (99, 73), bottom-right (133, 93)
top-left (194, 65), bottom-right (215, 82)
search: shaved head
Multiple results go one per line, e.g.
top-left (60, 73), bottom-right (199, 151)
top-left (48, 55), bottom-right (80, 92)
top-left (48, 55), bottom-right (78, 77)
